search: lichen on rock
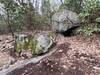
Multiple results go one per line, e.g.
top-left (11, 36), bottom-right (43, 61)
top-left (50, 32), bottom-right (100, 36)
top-left (52, 9), bottom-right (80, 32)
top-left (15, 32), bottom-right (54, 56)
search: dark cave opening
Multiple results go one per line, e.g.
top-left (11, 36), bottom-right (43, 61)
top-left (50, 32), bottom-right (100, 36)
top-left (59, 26), bottom-right (79, 37)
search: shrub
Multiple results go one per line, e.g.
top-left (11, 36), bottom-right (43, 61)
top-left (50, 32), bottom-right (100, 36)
top-left (78, 0), bottom-right (100, 36)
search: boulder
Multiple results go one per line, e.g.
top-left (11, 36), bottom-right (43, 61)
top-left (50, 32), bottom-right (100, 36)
top-left (52, 9), bottom-right (80, 32)
top-left (15, 32), bottom-right (53, 55)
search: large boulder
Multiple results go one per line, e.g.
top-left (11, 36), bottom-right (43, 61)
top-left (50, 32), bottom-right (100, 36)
top-left (15, 32), bottom-right (53, 56)
top-left (52, 9), bottom-right (80, 32)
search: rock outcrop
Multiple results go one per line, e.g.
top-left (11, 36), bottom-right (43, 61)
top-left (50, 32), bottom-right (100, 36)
top-left (52, 9), bottom-right (80, 32)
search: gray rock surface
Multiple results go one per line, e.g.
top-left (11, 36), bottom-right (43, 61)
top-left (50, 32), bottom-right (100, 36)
top-left (52, 9), bottom-right (80, 32)
top-left (34, 33), bottom-right (53, 54)
top-left (15, 32), bottom-right (53, 55)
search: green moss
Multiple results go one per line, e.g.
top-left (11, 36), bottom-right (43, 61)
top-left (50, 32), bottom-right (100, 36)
top-left (15, 33), bottom-right (54, 55)
top-left (16, 40), bottom-right (24, 53)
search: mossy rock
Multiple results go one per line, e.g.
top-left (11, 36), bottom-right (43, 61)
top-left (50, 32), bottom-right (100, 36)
top-left (15, 32), bottom-right (54, 56)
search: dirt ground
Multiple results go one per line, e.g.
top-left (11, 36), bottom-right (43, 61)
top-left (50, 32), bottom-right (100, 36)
top-left (0, 33), bottom-right (100, 75)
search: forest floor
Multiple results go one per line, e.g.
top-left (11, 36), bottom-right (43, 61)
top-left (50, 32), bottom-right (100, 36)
top-left (0, 33), bottom-right (100, 75)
